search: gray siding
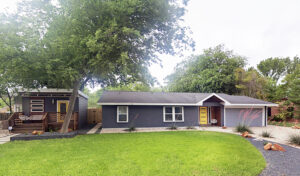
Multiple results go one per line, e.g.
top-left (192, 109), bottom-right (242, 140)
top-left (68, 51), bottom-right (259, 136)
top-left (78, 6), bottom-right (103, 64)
top-left (102, 105), bottom-right (265, 128)
top-left (22, 97), bottom-right (79, 116)
top-left (78, 96), bottom-right (88, 129)
top-left (102, 105), bottom-right (199, 128)
top-left (225, 108), bottom-right (263, 127)
top-left (22, 97), bottom-right (30, 116)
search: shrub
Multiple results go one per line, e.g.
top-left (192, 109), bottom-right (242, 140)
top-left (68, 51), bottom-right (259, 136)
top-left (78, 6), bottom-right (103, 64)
top-left (129, 127), bottom-right (136, 132)
top-left (272, 114), bottom-right (284, 122)
top-left (289, 134), bottom-right (300, 146)
top-left (124, 126), bottom-right (136, 132)
top-left (168, 124), bottom-right (177, 130)
top-left (186, 126), bottom-right (195, 129)
top-left (235, 124), bottom-right (253, 134)
top-left (261, 131), bottom-right (272, 138)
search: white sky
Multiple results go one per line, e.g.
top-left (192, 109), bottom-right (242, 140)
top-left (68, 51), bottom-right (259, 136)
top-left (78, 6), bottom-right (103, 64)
top-left (150, 0), bottom-right (300, 85)
top-left (1, 0), bottom-right (300, 88)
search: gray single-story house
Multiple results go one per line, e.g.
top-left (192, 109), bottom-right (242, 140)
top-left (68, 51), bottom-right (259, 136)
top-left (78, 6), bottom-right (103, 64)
top-left (98, 91), bottom-right (278, 128)
top-left (10, 89), bottom-right (88, 133)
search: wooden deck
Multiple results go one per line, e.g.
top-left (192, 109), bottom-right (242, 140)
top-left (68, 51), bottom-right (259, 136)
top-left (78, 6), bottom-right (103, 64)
top-left (8, 112), bottom-right (78, 134)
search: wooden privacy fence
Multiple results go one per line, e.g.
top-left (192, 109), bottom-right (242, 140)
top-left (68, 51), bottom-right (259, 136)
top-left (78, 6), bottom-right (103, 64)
top-left (88, 108), bottom-right (102, 124)
top-left (0, 113), bottom-right (10, 121)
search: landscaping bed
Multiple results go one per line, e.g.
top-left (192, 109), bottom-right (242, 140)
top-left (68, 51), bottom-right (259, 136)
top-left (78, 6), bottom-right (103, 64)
top-left (10, 131), bottom-right (77, 141)
top-left (0, 131), bottom-right (265, 176)
top-left (268, 120), bottom-right (298, 127)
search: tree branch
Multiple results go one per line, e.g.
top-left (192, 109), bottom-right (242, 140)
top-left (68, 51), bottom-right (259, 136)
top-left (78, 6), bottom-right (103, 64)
top-left (0, 93), bottom-right (10, 107)
top-left (79, 75), bottom-right (91, 91)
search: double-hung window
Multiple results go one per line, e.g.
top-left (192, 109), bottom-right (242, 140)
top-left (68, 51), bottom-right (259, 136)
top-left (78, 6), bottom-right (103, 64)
top-left (117, 106), bottom-right (128, 123)
top-left (163, 106), bottom-right (184, 122)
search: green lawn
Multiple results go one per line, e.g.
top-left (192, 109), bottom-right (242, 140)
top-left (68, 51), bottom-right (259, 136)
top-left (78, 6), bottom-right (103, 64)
top-left (0, 131), bottom-right (265, 176)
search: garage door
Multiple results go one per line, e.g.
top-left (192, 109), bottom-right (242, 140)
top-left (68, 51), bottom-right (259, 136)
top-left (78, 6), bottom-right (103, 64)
top-left (225, 108), bottom-right (264, 127)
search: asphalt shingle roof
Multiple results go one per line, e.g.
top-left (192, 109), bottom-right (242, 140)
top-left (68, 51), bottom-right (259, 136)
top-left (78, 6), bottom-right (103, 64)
top-left (98, 91), bottom-right (276, 106)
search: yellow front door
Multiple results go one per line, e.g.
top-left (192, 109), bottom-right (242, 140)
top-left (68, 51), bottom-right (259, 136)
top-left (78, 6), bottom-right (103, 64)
top-left (57, 100), bottom-right (69, 122)
top-left (199, 107), bottom-right (208, 125)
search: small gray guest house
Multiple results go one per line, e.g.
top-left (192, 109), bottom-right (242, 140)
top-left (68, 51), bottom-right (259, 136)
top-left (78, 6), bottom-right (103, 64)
top-left (8, 89), bottom-right (88, 133)
top-left (98, 91), bottom-right (278, 128)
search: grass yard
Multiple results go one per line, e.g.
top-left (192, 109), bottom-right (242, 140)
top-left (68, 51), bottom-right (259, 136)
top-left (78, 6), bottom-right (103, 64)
top-left (0, 131), bottom-right (265, 176)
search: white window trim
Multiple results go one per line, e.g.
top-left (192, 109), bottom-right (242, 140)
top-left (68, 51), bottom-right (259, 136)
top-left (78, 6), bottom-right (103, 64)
top-left (224, 107), bottom-right (226, 127)
top-left (30, 104), bottom-right (44, 108)
top-left (117, 106), bottom-right (129, 123)
top-left (262, 107), bottom-right (265, 126)
top-left (265, 107), bottom-right (268, 126)
top-left (30, 99), bottom-right (44, 112)
top-left (30, 99), bottom-right (44, 104)
top-left (163, 106), bottom-right (184, 122)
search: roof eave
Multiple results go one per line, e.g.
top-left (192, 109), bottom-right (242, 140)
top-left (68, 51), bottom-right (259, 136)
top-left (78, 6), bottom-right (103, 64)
top-left (197, 93), bottom-right (231, 105)
top-left (97, 102), bottom-right (198, 106)
top-left (225, 104), bottom-right (278, 107)
top-left (18, 88), bottom-right (88, 99)
top-left (98, 102), bottom-right (278, 107)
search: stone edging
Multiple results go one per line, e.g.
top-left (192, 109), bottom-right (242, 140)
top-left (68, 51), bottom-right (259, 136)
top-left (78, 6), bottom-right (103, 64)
top-left (10, 131), bottom-right (78, 141)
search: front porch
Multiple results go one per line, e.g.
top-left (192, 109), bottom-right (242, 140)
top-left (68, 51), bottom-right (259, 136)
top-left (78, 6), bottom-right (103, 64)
top-left (198, 94), bottom-right (226, 127)
top-left (199, 106), bottom-right (222, 126)
top-left (7, 112), bottom-right (78, 133)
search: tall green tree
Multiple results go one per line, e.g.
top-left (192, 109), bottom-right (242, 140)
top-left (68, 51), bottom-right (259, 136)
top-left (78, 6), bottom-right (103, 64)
top-left (166, 45), bottom-right (246, 94)
top-left (0, 1), bottom-right (57, 113)
top-left (8, 0), bottom-right (193, 132)
top-left (286, 56), bottom-right (300, 74)
top-left (257, 56), bottom-right (300, 102)
top-left (257, 57), bottom-right (289, 83)
top-left (0, 13), bottom-right (23, 113)
top-left (106, 82), bottom-right (151, 92)
top-left (286, 64), bottom-right (300, 118)
top-left (234, 67), bottom-right (277, 100)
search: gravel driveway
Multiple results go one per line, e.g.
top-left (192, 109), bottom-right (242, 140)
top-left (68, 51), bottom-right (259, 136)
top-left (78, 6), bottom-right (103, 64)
top-left (248, 138), bottom-right (300, 176)
top-left (251, 125), bottom-right (300, 145)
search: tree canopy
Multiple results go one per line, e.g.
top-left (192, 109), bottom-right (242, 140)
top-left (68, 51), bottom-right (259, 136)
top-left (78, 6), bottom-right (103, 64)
top-left (287, 65), bottom-right (300, 118)
top-left (39, 0), bottom-right (193, 90)
top-left (0, 0), bottom-right (193, 132)
top-left (234, 67), bottom-right (276, 100)
top-left (165, 45), bottom-right (246, 94)
top-left (257, 56), bottom-right (300, 83)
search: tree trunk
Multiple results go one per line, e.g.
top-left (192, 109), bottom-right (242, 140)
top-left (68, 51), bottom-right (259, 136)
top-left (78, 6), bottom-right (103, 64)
top-left (6, 89), bottom-right (12, 114)
top-left (60, 80), bottom-right (81, 133)
top-left (0, 89), bottom-right (13, 114)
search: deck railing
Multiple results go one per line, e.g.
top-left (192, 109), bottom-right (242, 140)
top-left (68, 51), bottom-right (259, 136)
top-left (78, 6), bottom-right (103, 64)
top-left (7, 112), bottom-right (19, 127)
top-left (6, 112), bottom-right (78, 132)
top-left (46, 112), bottom-right (78, 131)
